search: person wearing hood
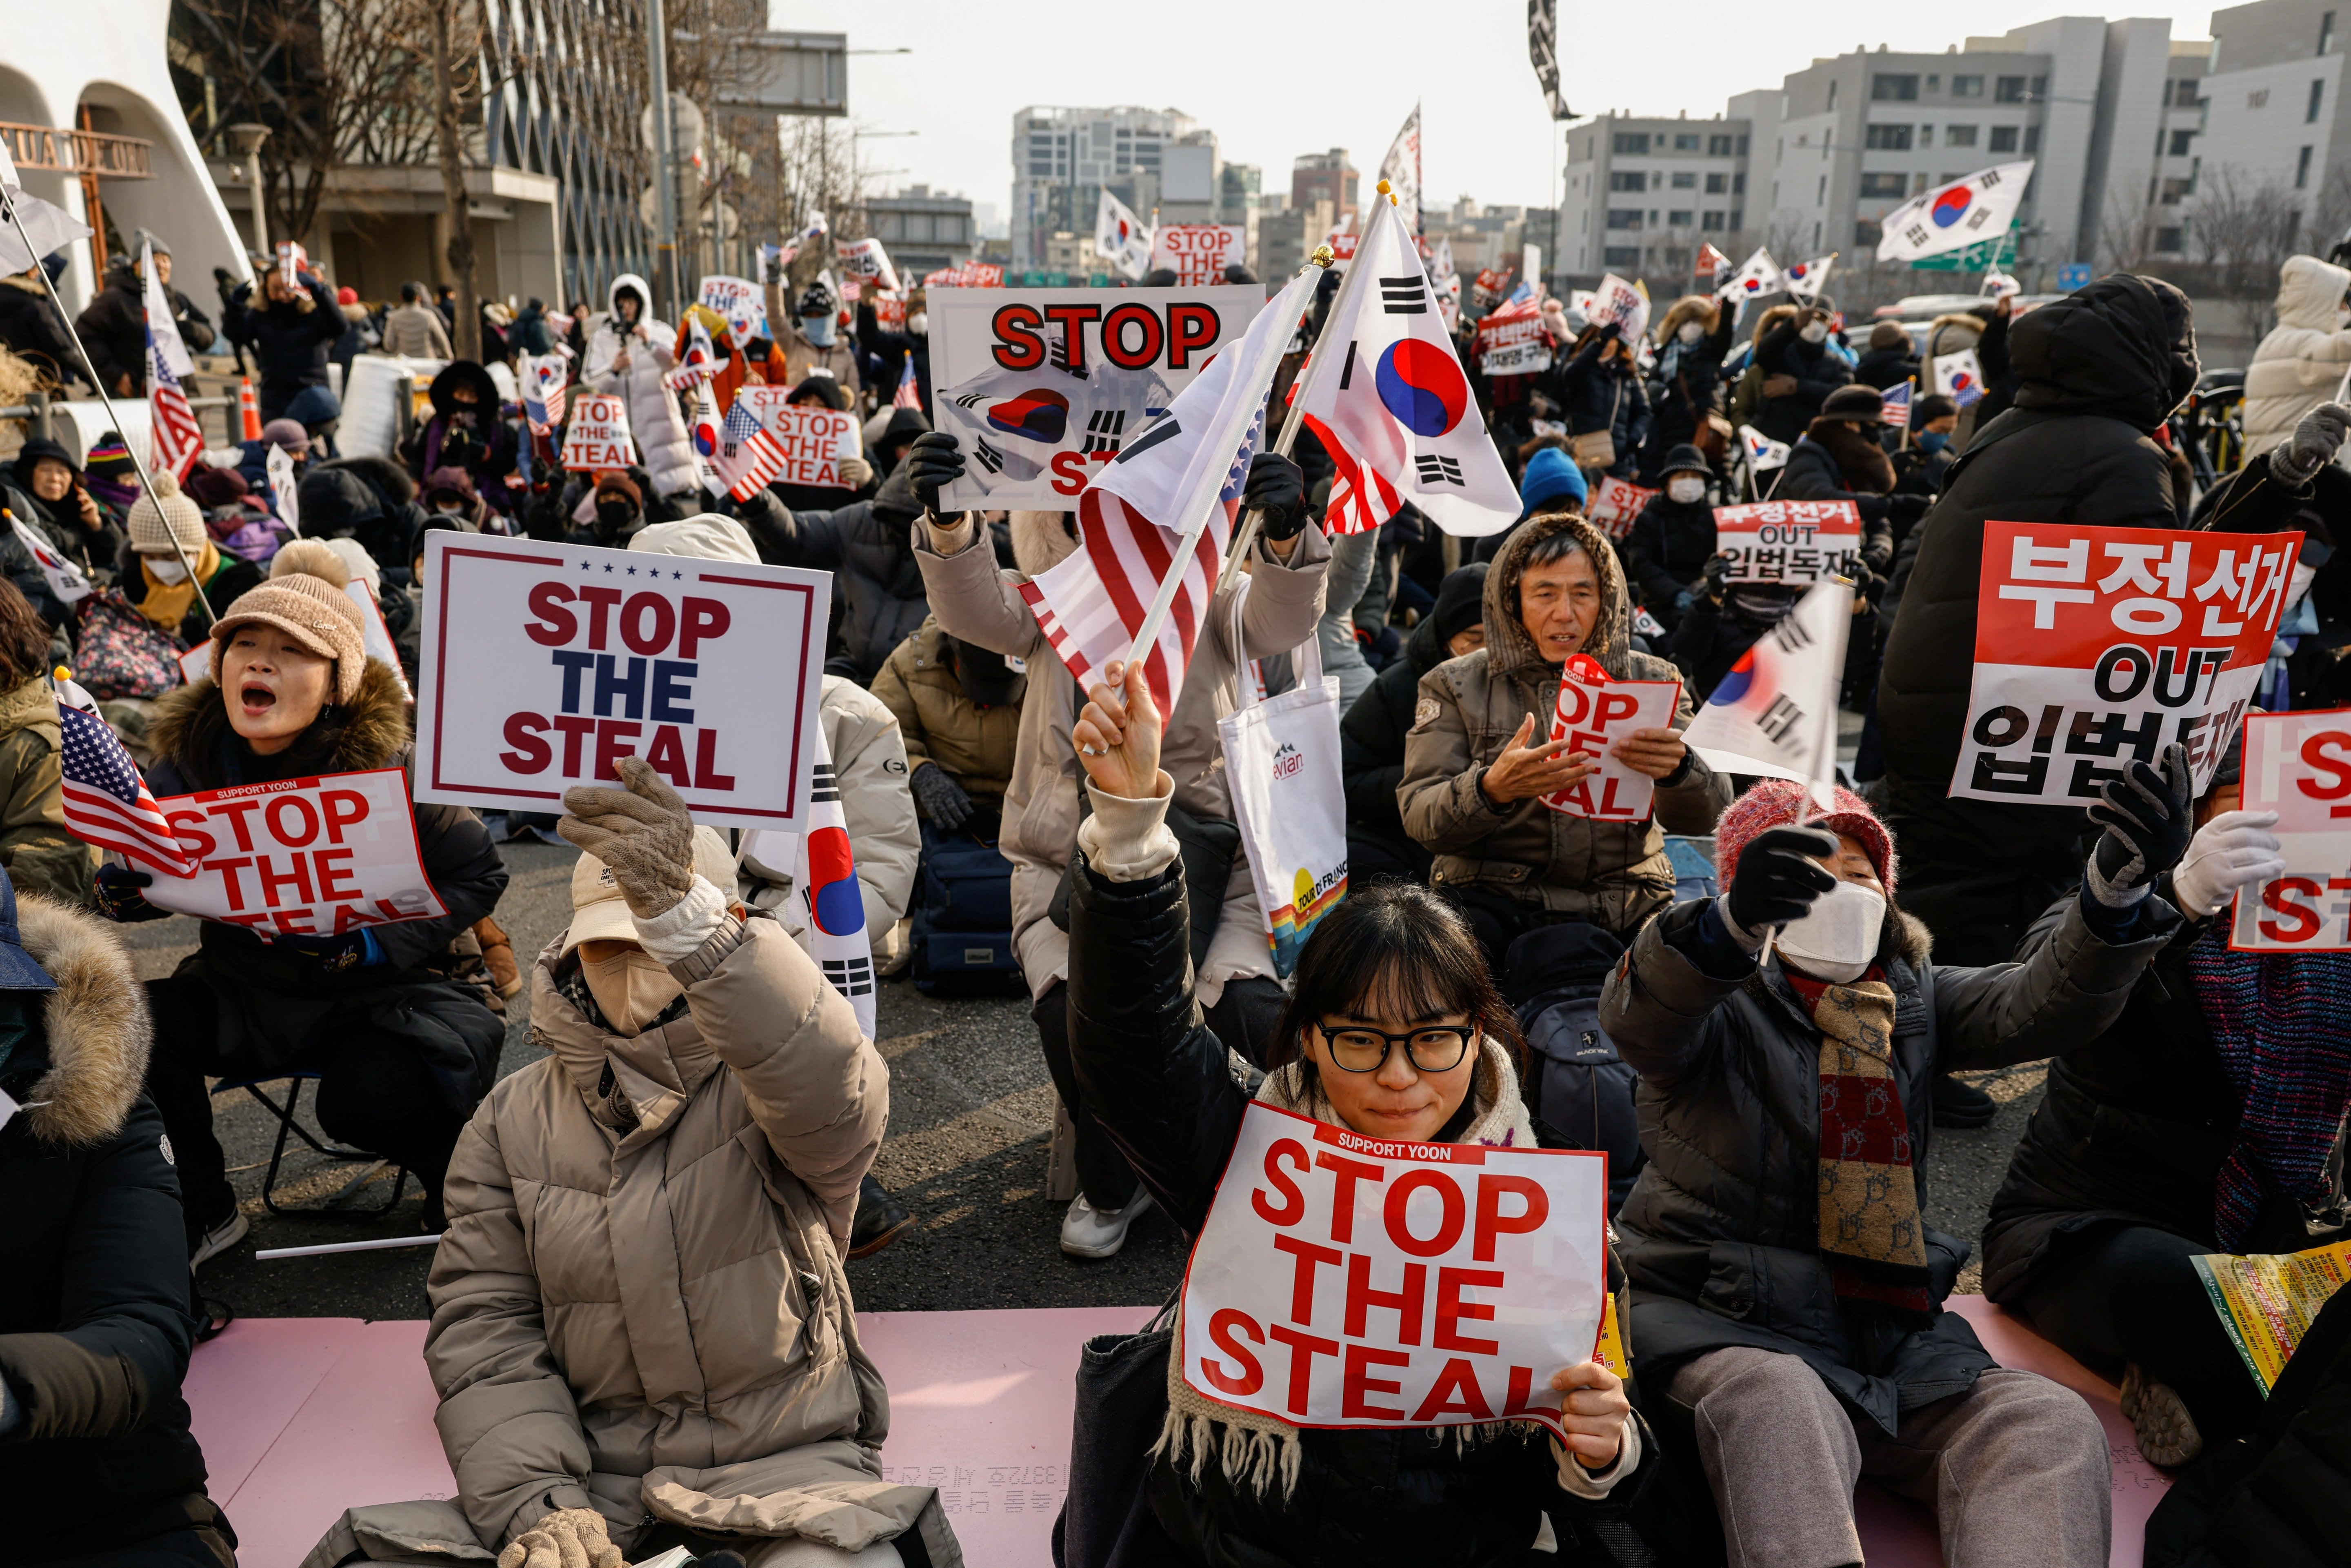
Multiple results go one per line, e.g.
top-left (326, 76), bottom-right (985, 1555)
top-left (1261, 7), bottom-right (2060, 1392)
top-left (1642, 295), bottom-right (1736, 476)
top-left (1769, 383), bottom-right (1911, 567)
top-left (400, 360), bottom-right (518, 515)
top-left (743, 449), bottom-right (935, 684)
top-left (103, 541), bottom-right (509, 1264)
top-left (1550, 322), bottom-right (1652, 482)
top-left (73, 239), bottom-right (214, 398)
top-left (583, 274), bottom-right (698, 500)
top-left (566, 471), bottom-right (649, 550)
top-left (1624, 444), bottom-right (1719, 631)
top-left (219, 262), bottom-right (346, 422)
top-left (381, 281), bottom-right (453, 359)
top-left (184, 463), bottom-right (291, 566)
top-left (1749, 299), bottom-right (1854, 446)
top-left (1400, 511), bottom-right (1732, 971)
top-left (1341, 562), bottom-right (1487, 884)
top-left (293, 455), bottom-right (430, 575)
top-left (856, 289), bottom-right (931, 414)
top-left (1472, 446), bottom-right (1588, 565)
top-left (1890, 393), bottom-right (1960, 501)
top-left (1855, 320), bottom-right (1920, 391)
top-left (0, 263), bottom-right (79, 385)
top-left (902, 432), bottom-right (1331, 1260)
top-left (118, 472), bottom-right (263, 644)
top-left (2242, 253), bottom-right (2351, 455)
top-left (1598, 761), bottom-right (2191, 1568)
top-left (764, 275), bottom-right (862, 398)
top-left (419, 464), bottom-right (493, 531)
top-left (0, 858), bottom-right (244, 1568)
top-left (869, 405), bottom-right (931, 481)
top-left (2, 437), bottom-right (126, 585)
top-left (872, 613), bottom-right (1024, 838)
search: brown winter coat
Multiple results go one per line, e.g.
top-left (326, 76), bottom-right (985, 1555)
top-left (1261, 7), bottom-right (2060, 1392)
top-left (0, 674), bottom-right (95, 906)
top-left (870, 616), bottom-right (1023, 807)
top-left (1398, 511), bottom-right (1731, 933)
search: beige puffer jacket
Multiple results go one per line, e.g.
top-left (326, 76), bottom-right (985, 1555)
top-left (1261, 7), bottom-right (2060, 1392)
top-left (2244, 254), bottom-right (2351, 455)
top-left (414, 910), bottom-right (953, 1561)
top-left (913, 509), bottom-right (1329, 1002)
top-left (1398, 511), bottom-right (1731, 933)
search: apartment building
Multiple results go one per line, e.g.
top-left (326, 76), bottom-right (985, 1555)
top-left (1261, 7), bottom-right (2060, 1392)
top-left (2196, 0), bottom-right (2351, 244)
top-left (1556, 114), bottom-right (1751, 279)
top-left (1010, 105), bottom-right (1204, 269)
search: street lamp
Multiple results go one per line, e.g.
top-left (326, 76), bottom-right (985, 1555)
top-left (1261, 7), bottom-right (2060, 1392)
top-left (223, 122), bottom-right (269, 270)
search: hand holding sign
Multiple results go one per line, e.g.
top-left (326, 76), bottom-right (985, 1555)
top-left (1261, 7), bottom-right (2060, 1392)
top-left (142, 769), bottom-right (446, 936)
top-left (1541, 660), bottom-right (1684, 821)
top-left (1482, 713), bottom-right (1588, 806)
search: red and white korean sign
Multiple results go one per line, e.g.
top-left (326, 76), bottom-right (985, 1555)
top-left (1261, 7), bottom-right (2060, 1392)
top-left (1148, 224), bottom-right (1247, 286)
top-left (559, 393), bottom-right (633, 473)
top-left (1475, 310), bottom-right (1551, 377)
top-left (1585, 274), bottom-right (1649, 346)
top-left (1955, 522), bottom-right (2303, 806)
top-left (1181, 1102), bottom-right (1608, 1439)
top-left (924, 263), bottom-right (1004, 289)
top-left (1471, 268), bottom-right (1514, 311)
top-left (697, 275), bottom-right (767, 349)
top-left (2231, 707), bottom-right (2351, 951)
top-left (1585, 476), bottom-right (1657, 540)
top-left (1713, 499), bottom-right (1861, 584)
top-left (142, 769), bottom-right (445, 935)
top-left (734, 388), bottom-right (860, 489)
top-left (1542, 664), bottom-right (1682, 821)
top-left (413, 532), bottom-right (831, 831)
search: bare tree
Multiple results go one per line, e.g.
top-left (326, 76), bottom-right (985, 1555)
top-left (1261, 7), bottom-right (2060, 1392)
top-left (2100, 184), bottom-right (2178, 275)
top-left (2190, 166), bottom-right (2308, 342)
top-left (418, 0), bottom-right (483, 360)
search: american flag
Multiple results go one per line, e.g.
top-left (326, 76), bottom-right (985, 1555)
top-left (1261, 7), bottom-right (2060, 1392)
top-left (1881, 379), bottom-right (1913, 430)
top-left (147, 324), bottom-right (203, 481)
top-left (893, 353), bottom-right (920, 411)
top-left (711, 399), bottom-right (789, 502)
top-left (59, 700), bottom-right (196, 876)
top-left (520, 352), bottom-right (568, 433)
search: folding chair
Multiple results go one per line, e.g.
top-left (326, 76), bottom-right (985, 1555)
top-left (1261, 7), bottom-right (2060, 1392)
top-left (209, 1068), bottom-right (408, 1216)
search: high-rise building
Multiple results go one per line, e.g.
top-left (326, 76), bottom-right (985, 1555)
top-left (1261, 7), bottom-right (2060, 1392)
top-left (1008, 105), bottom-right (1202, 268)
top-left (1291, 149), bottom-right (1358, 220)
top-left (2196, 0), bottom-right (2349, 249)
top-left (1558, 116), bottom-right (1753, 280)
top-left (865, 185), bottom-right (976, 282)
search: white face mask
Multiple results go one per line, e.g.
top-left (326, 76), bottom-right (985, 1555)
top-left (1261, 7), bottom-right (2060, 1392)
top-left (1678, 322), bottom-right (1704, 344)
top-left (1667, 477), bottom-right (1707, 504)
top-left (582, 948), bottom-right (684, 1036)
top-left (1774, 880), bottom-right (1887, 984)
top-left (907, 311), bottom-right (929, 335)
top-left (146, 553), bottom-right (189, 584)
top-left (1800, 321), bottom-right (1831, 344)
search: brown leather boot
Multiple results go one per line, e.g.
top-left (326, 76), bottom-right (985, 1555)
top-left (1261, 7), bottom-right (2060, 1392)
top-left (473, 916), bottom-right (523, 999)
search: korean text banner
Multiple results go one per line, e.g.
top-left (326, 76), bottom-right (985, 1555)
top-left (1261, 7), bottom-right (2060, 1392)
top-left (1474, 311), bottom-right (1551, 377)
top-left (413, 532), bottom-right (831, 831)
top-left (1180, 1101), bottom-right (1607, 1439)
top-left (142, 768), bottom-right (445, 935)
top-left (929, 284), bottom-right (1266, 509)
top-left (1713, 500), bottom-right (1861, 584)
top-left (2230, 706), bottom-right (2351, 951)
top-left (733, 389), bottom-right (860, 489)
top-left (1953, 521), bottom-right (2303, 807)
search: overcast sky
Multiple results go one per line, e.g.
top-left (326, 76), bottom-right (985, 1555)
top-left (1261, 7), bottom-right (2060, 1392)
top-left (771, 2), bottom-right (2217, 224)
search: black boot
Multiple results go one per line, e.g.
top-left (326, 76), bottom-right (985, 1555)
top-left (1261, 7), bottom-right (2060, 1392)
top-left (1931, 1073), bottom-right (1996, 1129)
top-left (849, 1173), bottom-right (916, 1259)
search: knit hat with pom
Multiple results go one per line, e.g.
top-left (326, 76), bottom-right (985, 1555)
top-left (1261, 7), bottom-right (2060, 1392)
top-left (209, 537), bottom-right (368, 702)
top-left (127, 470), bottom-right (208, 557)
top-left (1712, 778), bottom-right (1897, 900)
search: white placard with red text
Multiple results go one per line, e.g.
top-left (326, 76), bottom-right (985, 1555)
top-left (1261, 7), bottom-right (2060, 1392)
top-left (142, 769), bottom-right (446, 935)
top-left (1585, 274), bottom-right (1649, 346)
top-left (1954, 522), bottom-right (2302, 806)
top-left (1585, 476), bottom-right (1658, 541)
top-left (733, 388), bottom-right (860, 489)
top-left (1148, 224), bottom-right (1246, 286)
top-left (1474, 310), bottom-right (1551, 377)
top-left (413, 532), bottom-right (831, 831)
top-left (2231, 707), bottom-right (2351, 951)
top-left (1179, 1101), bottom-right (1607, 1440)
top-left (697, 275), bottom-right (767, 349)
top-left (1712, 499), bottom-right (1861, 584)
top-left (1542, 671), bottom-right (1682, 821)
top-left (559, 392), bottom-right (633, 473)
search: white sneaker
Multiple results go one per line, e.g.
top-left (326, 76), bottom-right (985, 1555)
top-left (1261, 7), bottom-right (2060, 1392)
top-left (189, 1210), bottom-right (249, 1271)
top-left (1060, 1189), bottom-right (1153, 1259)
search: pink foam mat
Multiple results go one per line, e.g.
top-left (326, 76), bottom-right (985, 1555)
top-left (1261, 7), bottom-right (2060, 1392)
top-left (184, 1299), bottom-right (2166, 1568)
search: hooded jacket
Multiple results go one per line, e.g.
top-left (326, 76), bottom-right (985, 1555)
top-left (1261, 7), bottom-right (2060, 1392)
top-left (0, 675), bottom-right (93, 906)
top-left (870, 616), bottom-right (1022, 806)
top-left (72, 267), bottom-right (214, 395)
top-left (762, 279), bottom-right (863, 395)
top-left (912, 507), bottom-right (1330, 1002)
top-left (220, 273), bottom-right (345, 414)
top-left (2244, 254), bottom-right (2351, 456)
top-left (583, 275), bottom-right (697, 498)
top-left (295, 455), bottom-right (430, 573)
top-left (1398, 512), bottom-right (1730, 931)
top-left (749, 467), bottom-right (933, 683)
top-left (1750, 313), bottom-right (1853, 445)
top-left (401, 362), bottom-right (518, 514)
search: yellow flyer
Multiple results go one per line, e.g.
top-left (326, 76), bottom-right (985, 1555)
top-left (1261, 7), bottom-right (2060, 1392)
top-left (2191, 1239), bottom-right (2351, 1393)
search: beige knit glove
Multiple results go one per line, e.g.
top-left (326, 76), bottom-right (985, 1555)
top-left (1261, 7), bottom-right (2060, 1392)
top-left (496, 1508), bottom-right (626, 1568)
top-left (558, 756), bottom-right (694, 918)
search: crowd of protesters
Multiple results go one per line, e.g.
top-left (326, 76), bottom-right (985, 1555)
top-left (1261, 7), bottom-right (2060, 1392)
top-left (4, 205), bottom-right (2351, 1568)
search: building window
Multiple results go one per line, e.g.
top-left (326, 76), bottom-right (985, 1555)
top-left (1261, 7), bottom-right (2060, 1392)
top-left (1709, 133), bottom-right (1734, 155)
top-left (1674, 133), bottom-right (1701, 151)
top-left (2024, 127), bottom-right (2040, 153)
top-left (1953, 74), bottom-right (1984, 97)
top-left (1917, 172), bottom-right (1936, 194)
top-left (2161, 176), bottom-right (2192, 204)
top-left (1927, 74), bottom-right (1941, 91)
top-left (1702, 211), bottom-right (1727, 230)
top-left (1859, 171), bottom-right (1909, 198)
top-left (1613, 132), bottom-right (1650, 154)
top-left (1946, 124), bottom-right (1978, 146)
top-left (2299, 144), bottom-right (2315, 187)
top-left (1865, 124), bottom-right (1914, 150)
top-left (1856, 220), bottom-right (1884, 245)
top-left (1604, 246), bottom-right (1642, 267)
top-left (1813, 220), bottom-right (1822, 249)
top-left (1610, 171), bottom-right (1646, 191)
top-left (1671, 171), bottom-right (1697, 188)
top-left (2170, 129), bottom-right (2195, 155)
top-left (1733, 173), bottom-right (1746, 193)
top-left (1996, 76), bottom-right (2028, 103)
top-left (1731, 208), bottom-right (1744, 228)
top-left (2250, 89), bottom-right (2271, 109)
top-left (2324, 10), bottom-right (2338, 53)
top-left (2157, 225), bottom-right (2186, 251)
top-left (1818, 175), bottom-right (1827, 204)
top-left (1705, 172), bottom-right (1728, 193)
top-left (1921, 124), bottom-right (1936, 145)
top-left (1828, 79), bottom-right (1839, 109)
top-left (2313, 80), bottom-right (2327, 121)
top-left (1738, 134), bottom-right (1751, 154)
top-left (1669, 209), bottom-right (1695, 225)
top-left (1607, 209), bottom-right (1644, 230)
top-left (1873, 74), bottom-right (1919, 101)
top-left (1990, 125), bottom-right (2021, 151)
top-left (2032, 76), bottom-right (2047, 95)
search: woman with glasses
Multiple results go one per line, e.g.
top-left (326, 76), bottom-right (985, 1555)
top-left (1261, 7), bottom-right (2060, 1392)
top-left (1059, 660), bottom-right (1667, 1566)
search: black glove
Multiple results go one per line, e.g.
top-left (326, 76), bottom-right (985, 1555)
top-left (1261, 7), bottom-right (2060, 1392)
top-left (1724, 826), bottom-right (1840, 935)
top-left (1888, 491), bottom-right (1933, 524)
top-left (2086, 742), bottom-right (2194, 907)
top-left (910, 762), bottom-right (974, 830)
top-left (904, 431), bottom-right (966, 517)
top-left (92, 865), bottom-right (168, 924)
top-left (1243, 452), bottom-right (1307, 541)
top-left (1701, 553), bottom-right (1731, 595)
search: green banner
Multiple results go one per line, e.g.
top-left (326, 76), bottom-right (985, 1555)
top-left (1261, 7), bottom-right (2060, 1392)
top-left (1912, 226), bottom-right (2018, 273)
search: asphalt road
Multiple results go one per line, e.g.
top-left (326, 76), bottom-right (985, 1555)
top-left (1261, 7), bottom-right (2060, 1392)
top-left (176, 836), bottom-right (2033, 1321)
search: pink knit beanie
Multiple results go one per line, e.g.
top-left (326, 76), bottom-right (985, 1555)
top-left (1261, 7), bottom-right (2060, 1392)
top-left (1712, 779), bottom-right (1898, 899)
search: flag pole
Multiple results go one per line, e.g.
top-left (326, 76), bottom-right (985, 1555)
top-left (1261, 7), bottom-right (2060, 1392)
top-left (0, 193), bottom-right (216, 626)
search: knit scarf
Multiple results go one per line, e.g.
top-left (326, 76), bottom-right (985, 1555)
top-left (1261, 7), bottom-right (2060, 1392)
top-left (2183, 939), bottom-right (2351, 1251)
top-left (1789, 972), bottom-right (1932, 1312)
top-left (138, 539), bottom-right (219, 635)
top-left (1156, 1037), bottom-right (1539, 1500)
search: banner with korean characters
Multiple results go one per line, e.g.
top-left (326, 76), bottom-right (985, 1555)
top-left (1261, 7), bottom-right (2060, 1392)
top-left (1711, 499), bottom-right (1861, 584)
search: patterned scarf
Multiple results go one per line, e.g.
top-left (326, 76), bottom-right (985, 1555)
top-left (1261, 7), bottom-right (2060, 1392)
top-left (1790, 973), bottom-right (1932, 1313)
top-left (2183, 939), bottom-right (2351, 1252)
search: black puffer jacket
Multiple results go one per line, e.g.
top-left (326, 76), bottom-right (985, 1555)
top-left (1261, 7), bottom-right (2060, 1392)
top-left (296, 456), bottom-right (430, 577)
top-left (72, 269), bottom-right (214, 396)
top-left (1064, 847), bottom-right (1669, 1567)
top-left (1750, 319), bottom-right (1852, 445)
top-left (751, 466), bottom-right (930, 682)
top-left (1598, 888), bottom-right (2177, 1431)
top-left (0, 274), bottom-right (78, 384)
top-left (1339, 613), bottom-right (1452, 880)
top-left (1853, 346), bottom-right (1918, 392)
top-left (0, 889), bottom-right (233, 1564)
top-left (1645, 307), bottom-right (1737, 460)
top-left (219, 273), bottom-right (346, 415)
top-left (1551, 336), bottom-right (1651, 479)
top-left (1623, 493), bottom-right (1716, 619)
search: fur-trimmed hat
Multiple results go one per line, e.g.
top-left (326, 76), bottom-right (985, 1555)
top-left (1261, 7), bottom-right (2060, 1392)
top-left (127, 470), bottom-right (207, 556)
top-left (209, 538), bottom-right (368, 703)
top-left (1713, 778), bottom-right (1897, 900)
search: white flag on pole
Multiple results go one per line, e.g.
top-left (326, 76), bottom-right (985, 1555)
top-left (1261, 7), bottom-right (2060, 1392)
top-left (142, 240), bottom-right (193, 379)
top-left (1780, 253), bottom-right (1837, 301)
top-left (1095, 188), bottom-right (1153, 280)
top-left (11, 515), bottom-right (90, 605)
top-left (1738, 424), bottom-right (1791, 472)
top-left (1681, 579), bottom-right (1853, 809)
top-left (0, 190), bottom-right (91, 278)
top-left (1715, 247), bottom-right (1782, 304)
top-left (1874, 162), bottom-right (2035, 264)
top-left (1378, 104), bottom-right (1423, 231)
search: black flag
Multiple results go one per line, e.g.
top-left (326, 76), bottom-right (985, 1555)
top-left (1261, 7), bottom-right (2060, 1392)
top-left (1528, 0), bottom-right (1569, 120)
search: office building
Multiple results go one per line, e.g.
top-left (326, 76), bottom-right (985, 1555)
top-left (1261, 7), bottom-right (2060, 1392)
top-left (2195, 0), bottom-right (2349, 249)
top-left (1009, 105), bottom-right (1203, 269)
top-left (1558, 115), bottom-right (1752, 280)
top-left (1292, 149), bottom-right (1358, 220)
top-left (866, 185), bottom-right (977, 281)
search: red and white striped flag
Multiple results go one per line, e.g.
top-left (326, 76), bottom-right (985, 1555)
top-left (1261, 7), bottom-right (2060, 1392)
top-left (709, 400), bottom-right (789, 502)
top-left (1880, 379), bottom-right (1913, 430)
top-left (666, 314), bottom-right (719, 390)
top-left (1019, 263), bottom-right (1315, 717)
top-left (59, 697), bottom-right (196, 876)
top-left (893, 353), bottom-right (920, 411)
top-left (147, 324), bottom-right (203, 481)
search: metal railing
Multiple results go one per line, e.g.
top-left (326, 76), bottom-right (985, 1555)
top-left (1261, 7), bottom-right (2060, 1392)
top-left (0, 123), bottom-right (155, 180)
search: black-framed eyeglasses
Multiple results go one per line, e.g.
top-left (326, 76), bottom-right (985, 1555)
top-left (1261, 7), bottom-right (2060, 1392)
top-left (1313, 1020), bottom-right (1476, 1075)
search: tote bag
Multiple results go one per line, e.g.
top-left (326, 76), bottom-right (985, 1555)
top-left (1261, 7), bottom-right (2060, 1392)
top-left (1216, 588), bottom-right (1348, 978)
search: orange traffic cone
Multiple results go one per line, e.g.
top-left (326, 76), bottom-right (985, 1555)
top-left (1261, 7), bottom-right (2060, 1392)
top-left (238, 378), bottom-right (262, 441)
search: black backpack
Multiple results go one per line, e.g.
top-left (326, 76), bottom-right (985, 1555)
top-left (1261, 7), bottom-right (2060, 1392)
top-left (1503, 922), bottom-right (1645, 1215)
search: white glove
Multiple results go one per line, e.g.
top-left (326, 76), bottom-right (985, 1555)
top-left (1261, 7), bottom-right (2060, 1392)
top-left (2169, 809), bottom-right (2287, 919)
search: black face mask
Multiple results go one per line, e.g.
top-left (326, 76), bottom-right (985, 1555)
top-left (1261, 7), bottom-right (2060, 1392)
top-left (594, 503), bottom-right (636, 539)
top-left (951, 638), bottom-right (1021, 707)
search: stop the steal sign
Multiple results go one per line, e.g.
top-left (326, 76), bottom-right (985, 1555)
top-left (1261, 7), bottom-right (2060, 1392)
top-left (1180, 1102), bottom-right (1607, 1438)
top-left (415, 532), bottom-right (831, 831)
top-left (142, 768), bottom-right (444, 933)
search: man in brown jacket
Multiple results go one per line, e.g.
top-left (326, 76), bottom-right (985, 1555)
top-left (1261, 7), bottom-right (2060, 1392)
top-left (303, 763), bottom-right (958, 1568)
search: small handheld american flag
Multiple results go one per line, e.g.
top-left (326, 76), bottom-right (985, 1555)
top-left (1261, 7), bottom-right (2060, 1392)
top-left (712, 400), bottom-right (790, 502)
top-left (58, 698), bottom-right (195, 877)
top-left (1881, 380), bottom-right (1913, 430)
top-left (148, 324), bottom-right (204, 481)
top-left (893, 354), bottom-right (920, 411)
